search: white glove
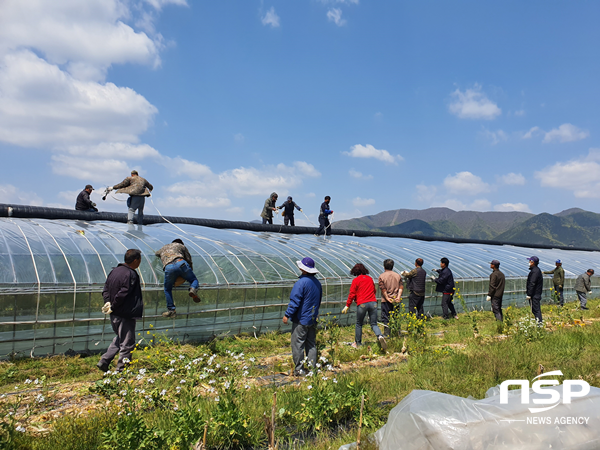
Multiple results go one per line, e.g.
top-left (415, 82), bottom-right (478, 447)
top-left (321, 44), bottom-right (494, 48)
top-left (526, 296), bottom-right (531, 301)
top-left (300, 209), bottom-right (303, 212)
top-left (342, 306), bottom-right (349, 314)
top-left (107, 186), bottom-right (113, 192)
top-left (588, 291), bottom-right (593, 295)
top-left (486, 296), bottom-right (491, 302)
top-left (401, 271), bottom-right (408, 276)
top-left (430, 276), bottom-right (436, 282)
top-left (101, 302), bottom-right (112, 314)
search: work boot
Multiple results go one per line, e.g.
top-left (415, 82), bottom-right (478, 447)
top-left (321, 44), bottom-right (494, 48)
top-left (189, 287), bottom-right (201, 303)
top-left (581, 306), bottom-right (589, 310)
top-left (378, 335), bottom-right (388, 353)
top-left (162, 310), bottom-right (176, 318)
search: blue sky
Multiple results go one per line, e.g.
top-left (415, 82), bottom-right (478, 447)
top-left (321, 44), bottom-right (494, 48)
top-left (1, 0), bottom-right (599, 224)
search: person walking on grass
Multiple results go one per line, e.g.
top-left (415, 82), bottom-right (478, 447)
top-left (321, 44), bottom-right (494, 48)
top-left (543, 260), bottom-right (565, 306)
top-left (432, 257), bottom-right (457, 320)
top-left (486, 259), bottom-right (506, 321)
top-left (575, 269), bottom-right (594, 310)
top-left (155, 239), bottom-right (200, 318)
top-left (378, 259), bottom-right (403, 336)
top-left (342, 263), bottom-right (387, 352)
top-left (282, 257), bottom-right (322, 376)
top-left (526, 256), bottom-right (543, 324)
top-left (97, 249), bottom-right (143, 373)
top-left (402, 258), bottom-right (426, 319)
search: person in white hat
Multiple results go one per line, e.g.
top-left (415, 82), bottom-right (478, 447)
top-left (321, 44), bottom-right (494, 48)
top-left (282, 257), bottom-right (322, 376)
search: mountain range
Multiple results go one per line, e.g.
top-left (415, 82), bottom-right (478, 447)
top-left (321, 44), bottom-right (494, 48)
top-left (333, 207), bottom-right (600, 249)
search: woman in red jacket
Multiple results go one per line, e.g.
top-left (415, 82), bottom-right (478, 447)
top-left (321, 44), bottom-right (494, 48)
top-left (342, 263), bottom-right (387, 351)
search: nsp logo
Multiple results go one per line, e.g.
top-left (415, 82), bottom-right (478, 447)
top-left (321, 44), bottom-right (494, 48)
top-left (500, 370), bottom-right (590, 413)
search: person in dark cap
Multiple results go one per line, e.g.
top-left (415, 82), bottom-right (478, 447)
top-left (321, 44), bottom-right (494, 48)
top-left (283, 257), bottom-right (322, 376)
top-left (106, 170), bottom-right (153, 225)
top-left (543, 260), bottom-right (565, 306)
top-left (526, 256), bottom-right (543, 324)
top-left (278, 196), bottom-right (303, 226)
top-left (316, 196), bottom-right (333, 236)
top-left (574, 269), bottom-right (594, 310)
top-left (486, 260), bottom-right (505, 321)
top-left (75, 184), bottom-right (98, 212)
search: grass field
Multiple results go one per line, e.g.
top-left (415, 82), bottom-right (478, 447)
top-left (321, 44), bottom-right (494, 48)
top-left (1, 297), bottom-right (600, 450)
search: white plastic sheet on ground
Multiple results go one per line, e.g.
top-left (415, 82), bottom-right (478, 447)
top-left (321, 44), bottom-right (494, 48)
top-left (364, 384), bottom-right (600, 450)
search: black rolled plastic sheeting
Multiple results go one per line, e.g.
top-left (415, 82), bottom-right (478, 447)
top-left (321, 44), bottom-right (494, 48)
top-left (1, 203), bottom-right (598, 253)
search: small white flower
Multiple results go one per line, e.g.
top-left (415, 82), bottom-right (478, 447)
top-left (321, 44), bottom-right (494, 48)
top-left (249, 357), bottom-right (256, 363)
top-left (316, 363), bottom-right (321, 368)
top-left (333, 378), bottom-right (338, 384)
top-left (170, 360), bottom-right (176, 365)
top-left (138, 368), bottom-right (146, 375)
top-left (24, 379), bottom-right (32, 385)
top-left (103, 379), bottom-right (111, 385)
top-left (122, 358), bottom-right (130, 363)
top-left (180, 379), bottom-right (186, 384)
top-left (160, 389), bottom-right (167, 396)
top-left (322, 377), bottom-right (328, 381)
top-left (120, 390), bottom-right (128, 397)
top-left (224, 381), bottom-right (231, 389)
top-left (35, 394), bottom-right (45, 403)
top-left (307, 371), bottom-right (314, 377)
top-left (242, 371), bottom-right (249, 377)
top-left (16, 425), bottom-right (26, 433)
top-left (243, 365), bottom-right (248, 370)
top-left (147, 378), bottom-right (155, 384)
top-left (215, 396), bottom-right (220, 402)
top-left (307, 385), bottom-right (312, 390)
top-left (209, 380), bottom-right (216, 384)
top-left (174, 406), bottom-right (179, 411)
top-left (216, 363), bottom-right (221, 369)
top-left (34, 379), bottom-right (40, 385)
top-left (179, 355), bottom-right (185, 360)
top-left (245, 385), bottom-right (250, 389)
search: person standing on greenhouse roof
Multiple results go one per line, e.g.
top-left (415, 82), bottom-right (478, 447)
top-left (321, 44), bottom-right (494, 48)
top-left (316, 196), bottom-right (333, 236)
top-left (543, 260), bottom-right (565, 307)
top-left (378, 259), bottom-right (403, 337)
top-left (282, 257), bottom-right (322, 376)
top-left (278, 196), bottom-right (302, 226)
top-left (75, 184), bottom-right (98, 212)
top-left (431, 257), bottom-right (457, 320)
top-left (155, 239), bottom-right (200, 318)
top-left (401, 258), bottom-right (427, 320)
top-left (342, 263), bottom-right (388, 352)
top-left (97, 249), bottom-right (143, 373)
top-left (526, 256), bottom-right (543, 324)
top-left (574, 268), bottom-right (594, 310)
top-left (260, 192), bottom-right (279, 225)
top-left (105, 170), bottom-right (153, 225)
top-left (486, 260), bottom-right (505, 321)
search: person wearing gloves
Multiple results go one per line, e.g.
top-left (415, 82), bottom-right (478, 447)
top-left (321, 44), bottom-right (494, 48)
top-left (106, 170), bottom-right (153, 225)
top-left (282, 257), bottom-right (322, 376)
top-left (574, 269), bottom-right (594, 310)
top-left (278, 196), bottom-right (302, 226)
top-left (316, 196), bottom-right (333, 236)
top-left (431, 257), bottom-right (457, 320)
top-left (543, 260), bottom-right (565, 306)
top-left (260, 192), bottom-right (279, 225)
top-left (75, 184), bottom-right (98, 212)
top-left (342, 263), bottom-right (387, 352)
top-left (401, 258), bottom-right (427, 319)
top-left (526, 256), bottom-right (544, 324)
top-left (487, 260), bottom-right (506, 321)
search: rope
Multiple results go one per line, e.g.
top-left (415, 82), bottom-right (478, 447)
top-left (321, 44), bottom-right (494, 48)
top-left (300, 210), bottom-right (318, 227)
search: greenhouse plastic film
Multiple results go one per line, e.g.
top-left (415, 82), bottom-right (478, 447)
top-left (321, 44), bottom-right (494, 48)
top-left (372, 385), bottom-right (600, 450)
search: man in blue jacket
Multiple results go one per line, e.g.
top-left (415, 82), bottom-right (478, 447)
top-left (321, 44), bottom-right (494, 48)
top-left (283, 257), bottom-right (322, 376)
top-left (432, 257), bottom-right (457, 319)
top-left (316, 196), bottom-right (333, 236)
top-left (97, 249), bottom-right (144, 373)
top-left (526, 256), bottom-right (544, 324)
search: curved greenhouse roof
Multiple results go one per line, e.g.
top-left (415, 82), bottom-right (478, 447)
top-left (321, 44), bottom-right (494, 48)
top-left (1, 215), bottom-right (599, 358)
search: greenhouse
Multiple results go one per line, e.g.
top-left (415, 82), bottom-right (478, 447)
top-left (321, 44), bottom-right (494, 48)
top-left (1, 215), bottom-right (600, 359)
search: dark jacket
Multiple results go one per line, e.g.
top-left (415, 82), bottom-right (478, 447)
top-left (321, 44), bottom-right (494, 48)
top-left (543, 266), bottom-right (565, 287)
top-left (75, 190), bottom-right (95, 211)
top-left (575, 272), bottom-right (592, 293)
top-left (526, 265), bottom-right (543, 299)
top-left (103, 264), bottom-right (144, 319)
top-left (285, 274), bottom-right (322, 326)
top-left (405, 267), bottom-right (426, 296)
top-left (278, 200), bottom-right (301, 217)
top-left (488, 269), bottom-right (506, 299)
top-left (434, 267), bottom-right (454, 293)
top-left (319, 202), bottom-right (332, 218)
top-left (261, 194), bottom-right (278, 220)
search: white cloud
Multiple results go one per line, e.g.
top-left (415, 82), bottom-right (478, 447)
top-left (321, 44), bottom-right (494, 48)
top-left (63, 143), bottom-right (161, 160)
top-left (165, 157), bottom-right (213, 179)
top-left (522, 126), bottom-right (542, 139)
top-left (514, 109), bottom-right (525, 116)
top-left (0, 51), bottom-right (158, 148)
top-left (343, 144), bottom-right (403, 165)
top-left (498, 172), bottom-right (526, 186)
top-left (435, 198), bottom-right (491, 211)
top-left (261, 7), bottom-right (280, 27)
top-left (443, 171), bottom-right (490, 195)
top-left (234, 133), bottom-right (245, 143)
top-left (535, 149), bottom-right (600, 198)
top-left (144, 0), bottom-right (188, 10)
top-left (327, 8), bottom-right (346, 26)
top-left (51, 154), bottom-right (130, 182)
top-left (482, 129), bottom-right (508, 145)
top-left (319, 0), bottom-right (359, 4)
top-left (494, 203), bottom-right (531, 212)
top-left (352, 197), bottom-right (375, 207)
top-left (416, 184), bottom-right (437, 203)
top-left (0, 184), bottom-right (43, 206)
top-left (469, 199), bottom-right (492, 211)
top-left (543, 123), bottom-right (589, 143)
top-left (349, 169), bottom-right (373, 180)
top-left (448, 84), bottom-right (501, 120)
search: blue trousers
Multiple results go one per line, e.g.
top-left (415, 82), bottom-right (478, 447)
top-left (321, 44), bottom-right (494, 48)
top-left (164, 260), bottom-right (199, 310)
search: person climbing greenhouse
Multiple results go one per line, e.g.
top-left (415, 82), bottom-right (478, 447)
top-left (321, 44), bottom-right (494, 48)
top-left (316, 195), bottom-right (333, 236)
top-left (105, 170), bottom-right (153, 225)
top-left (342, 263), bottom-right (387, 352)
top-left (155, 239), bottom-right (200, 318)
top-left (278, 196), bottom-right (302, 226)
top-left (260, 192), bottom-right (279, 225)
